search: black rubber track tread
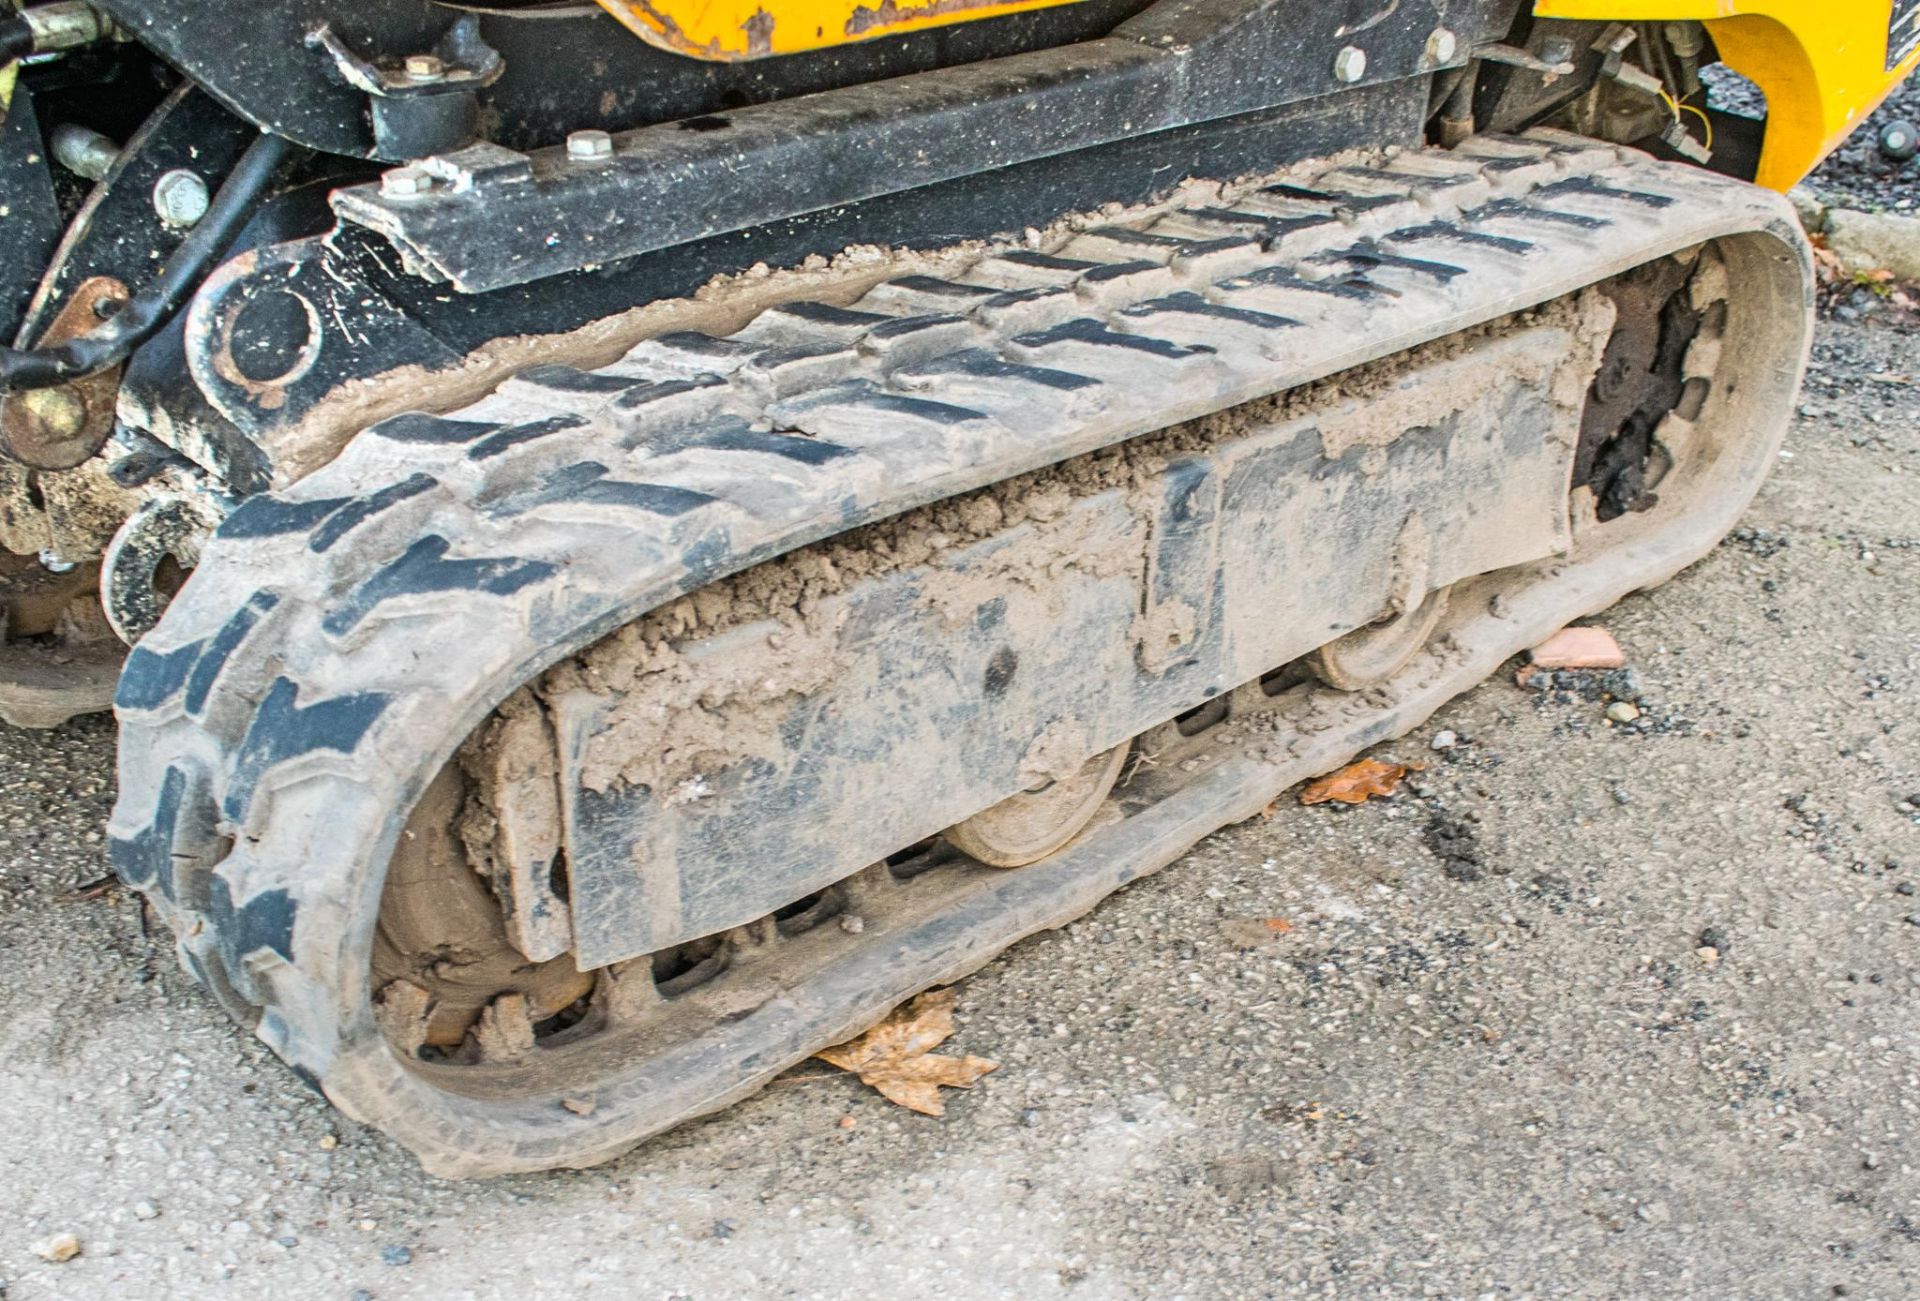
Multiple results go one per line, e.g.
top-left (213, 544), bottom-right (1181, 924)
top-left (107, 132), bottom-right (1811, 1175)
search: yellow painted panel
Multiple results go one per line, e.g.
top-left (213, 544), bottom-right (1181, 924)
top-left (1534, 1), bottom-right (1920, 188)
top-left (596, 0), bottom-right (1092, 61)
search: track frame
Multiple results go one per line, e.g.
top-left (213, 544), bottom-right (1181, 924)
top-left (108, 133), bottom-right (1810, 1175)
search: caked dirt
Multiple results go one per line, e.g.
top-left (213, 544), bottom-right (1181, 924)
top-left (545, 293), bottom-right (1604, 804)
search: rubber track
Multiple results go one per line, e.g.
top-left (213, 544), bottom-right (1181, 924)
top-left (106, 132), bottom-right (1804, 1171)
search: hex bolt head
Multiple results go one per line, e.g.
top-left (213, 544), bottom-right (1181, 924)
top-left (1333, 45), bottom-right (1367, 83)
top-left (1425, 27), bottom-right (1457, 65)
top-left (566, 129), bottom-right (614, 162)
top-left (403, 54), bottom-right (445, 82)
top-left (381, 166), bottom-right (433, 199)
top-left (151, 169), bottom-right (210, 228)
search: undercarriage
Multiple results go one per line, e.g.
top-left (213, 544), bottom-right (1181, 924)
top-left (0, 0), bottom-right (1881, 1174)
top-left (104, 132), bottom-right (1809, 1175)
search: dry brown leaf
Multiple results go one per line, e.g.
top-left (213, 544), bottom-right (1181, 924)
top-left (1220, 916), bottom-right (1295, 947)
top-left (1299, 757), bottom-right (1415, 806)
top-left (813, 988), bottom-right (998, 1116)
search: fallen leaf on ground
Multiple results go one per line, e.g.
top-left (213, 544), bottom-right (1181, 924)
top-left (1529, 625), bottom-right (1626, 670)
top-left (1220, 917), bottom-right (1295, 947)
top-left (813, 988), bottom-right (997, 1116)
top-left (1299, 757), bottom-right (1415, 806)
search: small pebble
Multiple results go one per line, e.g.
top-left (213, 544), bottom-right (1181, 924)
top-left (1530, 625), bottom-right (1626, 670)
top-left (1605, 701), bottom-right (1642, 725)
top-left (839, 914), bottom-right (866, 935)
top-left (1430, 730), bottom-right (1458, 751)
top-left (381, 1245), bottom-right (413, 1267)
top-left (30, 1233), bottom-right (81, 1263)
top-left (1601, 667), bottom-right (1644, 703)
top-left (132, 1200), bottom-right (159, 1221)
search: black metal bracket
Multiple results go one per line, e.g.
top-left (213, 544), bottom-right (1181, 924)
top-left (305, 15), bottom-right (502, 160)
top-left (330, 0), bottom-right (1493, 292)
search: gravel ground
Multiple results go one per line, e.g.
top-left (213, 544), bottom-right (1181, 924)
top-left (1708, 62), bottom-right (1920, 211)
top-left (2, 171), bottom-right (1918, 1301)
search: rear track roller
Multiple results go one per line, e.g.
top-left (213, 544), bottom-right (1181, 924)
top-left (943, 742), bottom-right (1130, 867)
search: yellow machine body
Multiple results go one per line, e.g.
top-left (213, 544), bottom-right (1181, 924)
top-left (1537, 0), bottom-right (1920, 188)
top-left (594, 0), bottom-right (1090, 60)
top-left (596, 0), bottom-right (1916, 194)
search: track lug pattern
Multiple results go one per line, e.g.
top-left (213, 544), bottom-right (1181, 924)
top-left (105, 134), bottom-right (1809, 1174)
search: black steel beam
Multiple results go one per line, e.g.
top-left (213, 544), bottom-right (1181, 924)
top-left (332, 0), bottom-right (1501, 292)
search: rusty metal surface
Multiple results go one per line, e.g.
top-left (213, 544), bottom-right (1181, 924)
top-left (0, 277), bottom-right (131, 471)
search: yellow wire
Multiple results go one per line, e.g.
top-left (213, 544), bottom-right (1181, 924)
top-left (1681, 103), bottom-right (1714, 149)
top-left (1657, 87), bottom-right (1715, 152)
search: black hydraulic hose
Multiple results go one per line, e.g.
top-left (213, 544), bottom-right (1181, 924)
top-left (0, 12), bottom-right (34, 65)
top-left (0, 130), bottom-right (298, 391)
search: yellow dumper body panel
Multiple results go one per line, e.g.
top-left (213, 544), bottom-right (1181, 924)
top-left (594, 0), bottom-right (1091, 61)
top-left (1537, 0), bottom-right (1920, 188)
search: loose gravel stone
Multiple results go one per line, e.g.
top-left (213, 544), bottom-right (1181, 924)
top-left (30, 1233), bottom-right (81, 1263)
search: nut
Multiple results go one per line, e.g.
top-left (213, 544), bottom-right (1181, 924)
top-left (403, 53), bottom-right (445, 81)
top-left (381, 166), bottom-right (433, 199)
top-left (1333, 45), bottom-right (1367, 83)
top-left (152, 169), bottom-right (210, 228)
top-left (1424, 27), bottom-right (1457, 65)
top-left (566, 129), bottom-right (614, 162)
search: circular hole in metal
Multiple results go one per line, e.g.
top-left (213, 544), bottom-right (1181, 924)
top-left (224, 287), bottom-right (323, 388)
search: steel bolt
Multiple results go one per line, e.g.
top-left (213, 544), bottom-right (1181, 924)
top-left (152, 169), bottom-right (210, 228)
top-left (566, 129), bottom-right (614, 162)
top-left (1333, 45), bottom-right (1367, 84)
top-left (50, 123), bottom-right (119, 182)
top-left (1424, 27), bottom-right (1457, 66)
top-left (403, 53), bottom-right (445, 82)
top-left (381, 166), bottom-right (433, 199)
